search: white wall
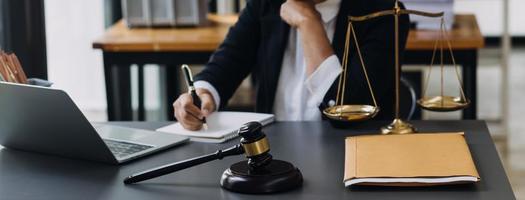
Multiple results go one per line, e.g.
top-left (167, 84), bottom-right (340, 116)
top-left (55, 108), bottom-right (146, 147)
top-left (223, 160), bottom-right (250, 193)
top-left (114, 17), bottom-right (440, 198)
top-left (45, 0), bottom-right (164, 122)
top-left (45, 0), bottom-right (107, 112)
top-left (455, 0), bottom-right (525, 36)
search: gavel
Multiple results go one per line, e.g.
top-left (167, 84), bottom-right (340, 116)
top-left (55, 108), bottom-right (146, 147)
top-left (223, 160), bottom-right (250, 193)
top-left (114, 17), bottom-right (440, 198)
top-left (123, 122), bottom-right (273, 184)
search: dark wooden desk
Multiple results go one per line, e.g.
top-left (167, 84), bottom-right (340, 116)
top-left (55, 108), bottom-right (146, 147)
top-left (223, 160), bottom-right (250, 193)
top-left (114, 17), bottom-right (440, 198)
top-left (93, 14), bottom-right (483, 121)
top-left (0, 121), bottom-right (515, 199)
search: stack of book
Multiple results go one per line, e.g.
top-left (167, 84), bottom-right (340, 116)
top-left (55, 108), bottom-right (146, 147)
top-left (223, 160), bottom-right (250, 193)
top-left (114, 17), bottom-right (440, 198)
top-left (402, 0), bottom-right (454, 30)
top-left (122, 0), bottom-right (208, 27)
top-left (0, 51), bottom-right (28, 84)
top-left (209, 0), bottom-right (246, 14)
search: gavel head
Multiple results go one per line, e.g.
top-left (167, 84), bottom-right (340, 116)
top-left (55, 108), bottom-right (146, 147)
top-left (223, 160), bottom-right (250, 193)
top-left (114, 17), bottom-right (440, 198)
top-left (238, 122), bottom-right (273, 170)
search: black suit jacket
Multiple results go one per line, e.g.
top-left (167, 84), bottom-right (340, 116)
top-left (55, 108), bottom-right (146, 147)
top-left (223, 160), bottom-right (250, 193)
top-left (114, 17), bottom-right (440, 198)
top-left (195, 0), bottom-right (409, 120)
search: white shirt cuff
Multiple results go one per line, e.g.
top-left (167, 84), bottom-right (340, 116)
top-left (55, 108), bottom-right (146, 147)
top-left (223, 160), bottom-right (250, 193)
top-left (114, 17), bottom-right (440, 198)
top-left (305, 55), bottom-right (342, 106)
top-left (194, 80), bottom-right (221, 111)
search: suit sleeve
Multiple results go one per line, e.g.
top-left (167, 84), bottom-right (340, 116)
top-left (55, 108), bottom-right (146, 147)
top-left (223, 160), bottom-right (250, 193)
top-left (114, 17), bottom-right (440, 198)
top-left (193, 0), bottom-right (261, 110)
top-left (305, 55), bottom-right (342, 108)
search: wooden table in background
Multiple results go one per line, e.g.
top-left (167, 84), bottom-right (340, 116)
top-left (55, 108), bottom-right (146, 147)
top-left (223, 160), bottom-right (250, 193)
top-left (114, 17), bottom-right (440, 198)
top-left (93, 14), bottom-right (483, 121)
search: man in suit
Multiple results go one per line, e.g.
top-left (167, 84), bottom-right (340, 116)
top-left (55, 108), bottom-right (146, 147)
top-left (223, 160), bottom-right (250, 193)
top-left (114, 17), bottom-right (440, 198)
top-left (173, 0), bottom-right (409, 130)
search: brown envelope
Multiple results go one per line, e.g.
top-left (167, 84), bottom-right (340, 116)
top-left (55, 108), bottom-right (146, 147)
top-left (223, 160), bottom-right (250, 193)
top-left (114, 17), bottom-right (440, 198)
top-left (344, 132), bottom-right (480, 186)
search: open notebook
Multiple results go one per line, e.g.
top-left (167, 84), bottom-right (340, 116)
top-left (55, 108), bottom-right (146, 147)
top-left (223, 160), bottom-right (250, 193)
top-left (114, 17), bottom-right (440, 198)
top-left (156, 112), bottom-right (274, 143)
top-left (344, 132), bottom-right (480, 187)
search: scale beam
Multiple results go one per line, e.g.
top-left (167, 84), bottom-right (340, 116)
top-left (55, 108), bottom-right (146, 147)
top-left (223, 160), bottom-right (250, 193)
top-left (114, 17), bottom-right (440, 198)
top-left (349, 9), bottom-right (444, 22)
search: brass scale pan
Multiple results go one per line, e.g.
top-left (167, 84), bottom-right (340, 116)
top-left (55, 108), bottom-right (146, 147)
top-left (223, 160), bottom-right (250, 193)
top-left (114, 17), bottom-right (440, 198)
top-left (322, 17), bottom-right (380, 122)
top-left (416, 9), bottom-right (470, 112)
top-left (323, 105), bottom-right (379, 122)
top-left (417, 96), bottom-right (470, 112)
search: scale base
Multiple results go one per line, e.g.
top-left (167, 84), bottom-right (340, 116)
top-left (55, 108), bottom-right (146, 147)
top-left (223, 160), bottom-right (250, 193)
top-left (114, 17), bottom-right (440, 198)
top-left (381, 118), bottom-right (416, 134)
top-left (220, 160), bottom-right (303, 194)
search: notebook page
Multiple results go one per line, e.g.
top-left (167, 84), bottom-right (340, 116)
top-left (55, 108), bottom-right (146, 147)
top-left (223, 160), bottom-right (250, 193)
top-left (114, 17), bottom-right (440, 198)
top-left (156, 112), bottom-right (274, 139)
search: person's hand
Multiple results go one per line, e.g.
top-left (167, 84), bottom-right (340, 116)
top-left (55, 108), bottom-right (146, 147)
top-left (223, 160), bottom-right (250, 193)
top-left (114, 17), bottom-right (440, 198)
top-left (281, 0), bottom-right (333, 76)
top-left (280, 0), bottom-right (321, 29)
top-left (173, 88), bottom-right (216, 131)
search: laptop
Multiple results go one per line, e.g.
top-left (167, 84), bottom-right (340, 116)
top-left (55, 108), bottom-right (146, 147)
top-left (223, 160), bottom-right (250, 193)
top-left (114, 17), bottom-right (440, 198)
top-left (0, 82), bottom-right (189, 164)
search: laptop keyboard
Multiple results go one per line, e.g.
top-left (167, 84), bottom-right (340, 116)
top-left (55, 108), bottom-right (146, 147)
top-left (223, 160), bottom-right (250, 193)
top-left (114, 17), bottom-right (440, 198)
top-left (103, 139), bottom-right (154, 158)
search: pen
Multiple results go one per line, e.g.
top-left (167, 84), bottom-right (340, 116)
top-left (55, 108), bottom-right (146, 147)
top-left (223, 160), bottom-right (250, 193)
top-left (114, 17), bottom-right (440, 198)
top-left (181, 64), bottom-right (208, 129)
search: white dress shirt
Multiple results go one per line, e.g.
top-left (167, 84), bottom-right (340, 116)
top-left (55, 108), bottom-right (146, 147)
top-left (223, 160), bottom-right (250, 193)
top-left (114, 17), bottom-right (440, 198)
top-left (195, 0), bottom-right (342, 121)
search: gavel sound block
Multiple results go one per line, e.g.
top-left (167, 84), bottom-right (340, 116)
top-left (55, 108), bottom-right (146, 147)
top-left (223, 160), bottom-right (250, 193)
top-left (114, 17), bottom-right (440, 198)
top-left (123, 122), bottom-right (303, 194)
top-left (220, 122), bottom-right (303, 194)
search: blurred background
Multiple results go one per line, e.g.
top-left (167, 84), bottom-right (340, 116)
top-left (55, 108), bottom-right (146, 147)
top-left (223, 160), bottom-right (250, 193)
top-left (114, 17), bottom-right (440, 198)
top-left (0, 0), bottom-right (523, 198)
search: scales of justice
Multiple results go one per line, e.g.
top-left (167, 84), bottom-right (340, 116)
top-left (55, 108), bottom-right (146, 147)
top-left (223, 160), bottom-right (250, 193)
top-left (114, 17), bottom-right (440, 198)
top-left (323, 0), bottom-right (470, 134)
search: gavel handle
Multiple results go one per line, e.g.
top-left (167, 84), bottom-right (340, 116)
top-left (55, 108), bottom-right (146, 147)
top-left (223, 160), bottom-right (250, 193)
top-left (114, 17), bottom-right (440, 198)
top-left (124, 144), bottom-right (244, 184)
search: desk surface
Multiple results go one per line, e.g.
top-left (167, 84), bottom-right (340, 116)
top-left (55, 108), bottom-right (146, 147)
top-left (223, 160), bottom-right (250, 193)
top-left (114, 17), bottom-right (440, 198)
top-left (93, 14), bottom-right (484, 52)
top-left (0, 121), bottom-right (514, 200)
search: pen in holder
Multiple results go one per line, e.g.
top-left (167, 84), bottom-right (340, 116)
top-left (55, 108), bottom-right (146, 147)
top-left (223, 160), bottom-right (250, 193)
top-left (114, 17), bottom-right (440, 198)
top-left (0, 51), bottom-right (52, 87)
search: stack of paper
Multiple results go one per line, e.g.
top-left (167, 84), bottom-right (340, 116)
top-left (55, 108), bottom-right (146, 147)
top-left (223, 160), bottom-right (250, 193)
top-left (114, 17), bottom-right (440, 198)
top-left (402, 0), bottom-right (454, 30)
top-left (344, 132), bottom-right (480, 187)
